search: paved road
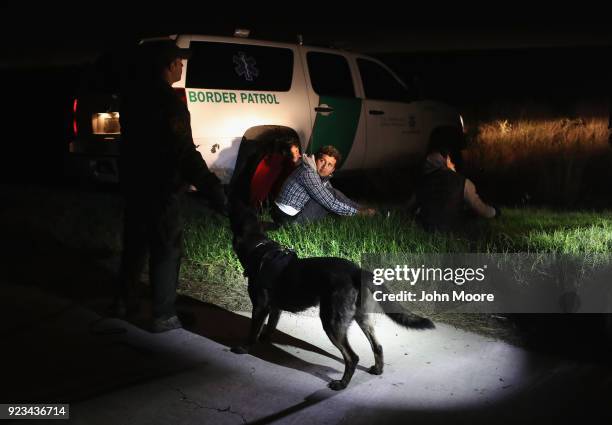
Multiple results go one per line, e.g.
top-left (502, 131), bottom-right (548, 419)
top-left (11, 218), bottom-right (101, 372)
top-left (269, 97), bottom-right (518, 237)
top-left (2, 281), bottom-right (612, 425)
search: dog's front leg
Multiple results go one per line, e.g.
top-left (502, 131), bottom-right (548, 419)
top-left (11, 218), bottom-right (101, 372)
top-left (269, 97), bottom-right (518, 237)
top-left (260, 308), bottom-right (281, 342)
top-left (231, 305), bottom-right (269, 354)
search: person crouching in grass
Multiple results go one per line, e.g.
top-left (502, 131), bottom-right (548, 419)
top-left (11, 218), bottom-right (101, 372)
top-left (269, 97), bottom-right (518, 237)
top-left (271, 145), bottom-right (376, 225)
top-left (416, 127), bottom-right (500, 232)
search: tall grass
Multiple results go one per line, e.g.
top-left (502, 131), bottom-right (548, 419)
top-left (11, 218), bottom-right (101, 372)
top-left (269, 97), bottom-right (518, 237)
top-left (181, 207), bottom-right (612, 310)
top-left (3, 184), bottom-right (612, 317)
top-left (463, 117), bottom-right (612, 207)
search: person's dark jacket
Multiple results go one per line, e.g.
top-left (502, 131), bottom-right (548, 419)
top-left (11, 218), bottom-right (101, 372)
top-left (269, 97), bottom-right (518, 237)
top-left (119, 78), bottom-right (225, 210)
top-left (416, 152), bottom-right (496, 231)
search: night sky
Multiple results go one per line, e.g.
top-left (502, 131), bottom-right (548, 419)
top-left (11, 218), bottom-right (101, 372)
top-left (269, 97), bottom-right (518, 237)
top-left (1, 6), bottom-right (612, 67)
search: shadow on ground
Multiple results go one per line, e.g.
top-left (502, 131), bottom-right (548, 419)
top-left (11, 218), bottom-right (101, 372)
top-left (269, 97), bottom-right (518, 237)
top-left (0, 226), bottom-right (365, 403)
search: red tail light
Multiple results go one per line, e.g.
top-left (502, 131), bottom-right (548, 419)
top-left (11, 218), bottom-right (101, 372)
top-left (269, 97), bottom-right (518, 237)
top-left (174, 88), bottom-right (187, 104)
top-left (73, 99), bottom-right (78, 137)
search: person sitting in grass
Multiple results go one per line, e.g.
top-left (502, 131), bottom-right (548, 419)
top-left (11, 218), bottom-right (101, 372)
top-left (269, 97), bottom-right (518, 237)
top-left (271, 145), bottom-right (376, 225)
top-left (416, 128), bottom-right (499, 231)
top-left (249, 139), bottom-right (302, 209)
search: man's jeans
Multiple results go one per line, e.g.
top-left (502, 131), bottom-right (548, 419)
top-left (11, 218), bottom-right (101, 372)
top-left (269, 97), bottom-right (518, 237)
top-left (272, 188), bottom-right (359, 225)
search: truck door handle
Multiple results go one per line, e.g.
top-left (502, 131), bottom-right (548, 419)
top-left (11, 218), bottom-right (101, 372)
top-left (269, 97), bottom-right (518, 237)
top-left (315, 106), bottom-right (334, 113)
top-left (369, 110), bottom-right (385, 115)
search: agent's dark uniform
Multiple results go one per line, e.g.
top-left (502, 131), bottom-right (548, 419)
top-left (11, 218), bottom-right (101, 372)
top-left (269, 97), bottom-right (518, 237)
top-left (118, 43), bottom-right (225, 321)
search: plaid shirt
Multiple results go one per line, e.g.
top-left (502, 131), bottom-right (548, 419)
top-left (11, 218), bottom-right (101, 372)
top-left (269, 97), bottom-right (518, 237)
top-left (275, 161), bottom-right (359, 216)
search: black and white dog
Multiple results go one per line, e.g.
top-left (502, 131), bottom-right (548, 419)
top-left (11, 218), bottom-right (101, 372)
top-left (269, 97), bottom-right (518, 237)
top-left (229, 201), bottom-right (434, 390)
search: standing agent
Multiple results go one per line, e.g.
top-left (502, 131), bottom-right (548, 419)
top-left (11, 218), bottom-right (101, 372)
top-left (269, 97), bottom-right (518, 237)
top-left (116, 40), bottom-right (227, 332)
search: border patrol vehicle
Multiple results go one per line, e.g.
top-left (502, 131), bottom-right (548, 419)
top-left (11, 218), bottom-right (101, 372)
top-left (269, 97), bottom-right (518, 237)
top-left (69, 31), bottom-right (464, 193)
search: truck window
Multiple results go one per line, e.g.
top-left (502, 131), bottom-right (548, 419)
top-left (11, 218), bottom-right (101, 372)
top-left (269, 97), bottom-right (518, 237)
top-left (186, 41), bottom-right (294, 91)
top-left (307, 52), bottom-right (355, 98)
top-left (357, 58), bottom-right (414, 102)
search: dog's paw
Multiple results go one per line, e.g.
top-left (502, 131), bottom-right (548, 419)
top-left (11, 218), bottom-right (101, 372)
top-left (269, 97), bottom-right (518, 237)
top-left (368, 365), bottom-right (383, 375)
top-left (328, 380), bottom-right (348, 391)
top-left (231, 346), bottom-right (249, 355)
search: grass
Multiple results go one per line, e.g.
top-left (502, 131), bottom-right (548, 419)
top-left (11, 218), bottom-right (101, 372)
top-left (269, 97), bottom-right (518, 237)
top-left (4, 177), bottom-right (612, 345)
top-left (5, 184), bottom-right (611, 300)
top-left (463, 117), bottom-right (612, 207)
top-left (180, 204), bottom-right (612, 312)
top-left (179, 205), bottom-right (612, 345)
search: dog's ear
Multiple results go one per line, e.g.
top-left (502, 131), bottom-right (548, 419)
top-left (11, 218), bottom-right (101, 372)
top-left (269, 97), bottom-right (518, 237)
top-left (228, 198), bottom-right (247, 235)
top-left (231, 235), bottom-right (248, 268)
top-left (228, 197), bottom-right (266, 239)
top-left (244, 209), bottom-right (265, 235)
top-left (232, 234), bottom-right (241, 251)
top-left (228, 198), bottom-right (244, 221)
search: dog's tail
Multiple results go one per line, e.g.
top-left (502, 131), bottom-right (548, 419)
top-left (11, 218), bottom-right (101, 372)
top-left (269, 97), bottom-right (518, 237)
top-left (361, 271), bottom-right (435, 330)
top-left (384, 305), bottom-right (435, 330)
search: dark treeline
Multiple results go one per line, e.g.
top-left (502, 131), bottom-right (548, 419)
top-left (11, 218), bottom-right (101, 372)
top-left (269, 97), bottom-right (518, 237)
top-left (378, 45), bottom-right (612, 121)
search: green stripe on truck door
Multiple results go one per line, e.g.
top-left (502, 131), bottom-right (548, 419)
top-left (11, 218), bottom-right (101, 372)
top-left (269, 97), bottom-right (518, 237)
top-left (307, 96), bottom-right (362, 168)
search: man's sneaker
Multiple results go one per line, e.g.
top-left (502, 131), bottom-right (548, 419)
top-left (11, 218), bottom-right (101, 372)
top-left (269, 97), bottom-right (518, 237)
top-left (151, 315), bottom-right (183, 333)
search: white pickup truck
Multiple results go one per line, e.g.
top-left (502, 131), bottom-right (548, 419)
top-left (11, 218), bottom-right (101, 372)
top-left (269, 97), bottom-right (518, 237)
top-left (68, 32), bottom-right (464, 191)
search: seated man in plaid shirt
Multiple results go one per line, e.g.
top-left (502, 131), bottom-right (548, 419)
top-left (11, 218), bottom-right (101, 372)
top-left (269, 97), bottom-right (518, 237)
top-left (271, 145), bottom-right (376, 225)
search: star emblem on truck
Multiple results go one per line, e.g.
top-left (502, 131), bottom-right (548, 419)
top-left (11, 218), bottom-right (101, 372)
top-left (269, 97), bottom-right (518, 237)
top-left (233, 52), bottom-right (259, 82)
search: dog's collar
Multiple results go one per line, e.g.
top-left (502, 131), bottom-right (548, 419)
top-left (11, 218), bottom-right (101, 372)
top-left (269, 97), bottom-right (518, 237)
top-left (253, 240), bottom-right (270, 250)
top-left (246, 239), bottom-right (275, 258)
